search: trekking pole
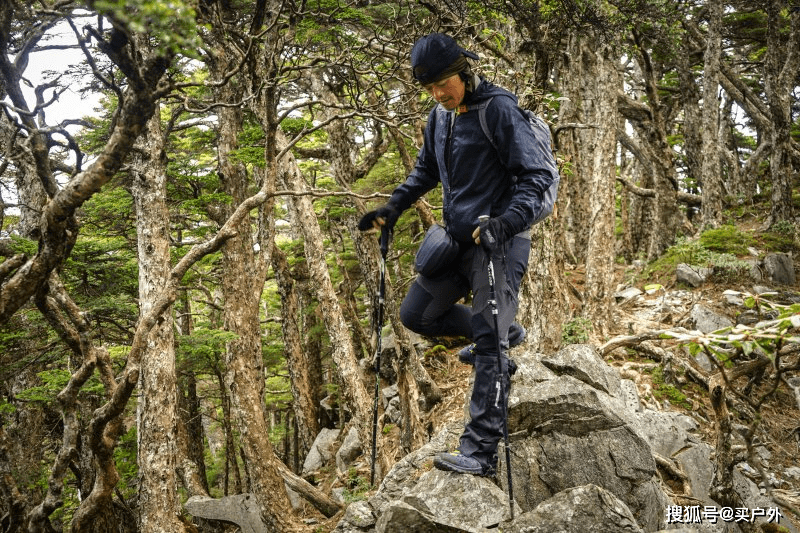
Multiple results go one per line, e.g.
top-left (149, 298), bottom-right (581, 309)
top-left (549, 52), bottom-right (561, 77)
top-left (479, 216), bottom-right (515, 519)
top-left (370, 225), bottom-right (391, 487)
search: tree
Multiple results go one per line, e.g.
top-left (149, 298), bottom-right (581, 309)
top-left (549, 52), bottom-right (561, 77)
top-left (700, 0), bottom-right (724, 229)
top-left (565, 32), bottom-right (622, 335)
top-left (763, 0), bottom-right (800, 228)
top-left (130, 105), bottom-right (185, 531)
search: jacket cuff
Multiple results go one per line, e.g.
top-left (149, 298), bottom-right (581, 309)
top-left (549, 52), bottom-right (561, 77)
top-left (497, 211), bottom-right (526, 241)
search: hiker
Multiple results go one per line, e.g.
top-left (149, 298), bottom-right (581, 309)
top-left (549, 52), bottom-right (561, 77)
top-left (358, 33), bottom-right (558, 477)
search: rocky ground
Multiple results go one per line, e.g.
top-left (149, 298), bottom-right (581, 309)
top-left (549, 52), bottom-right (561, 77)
top-left (295, 257), bottom-right (800, 532)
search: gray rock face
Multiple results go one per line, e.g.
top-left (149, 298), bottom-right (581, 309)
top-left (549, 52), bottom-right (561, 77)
top-left (689, 303), bottom-right (734, 333)
top-left (506, 364), bottom-right (667, 532)
top-left (336, 426), bottom-right (363, 474)
top-left (763, 252), bottom-right (796, 285)
top-left (185, 494), bottom-right (267, 533)
top-left (328, 343), bottom-right (797, 533)
top-left (303, 427), bottom-right (341, 476)
top-left (541, 344), bottom-right (622, 397)
top-left (505, 484), bottom-right (644, 533)
top-left (677, 263), bottom-right (713, 287)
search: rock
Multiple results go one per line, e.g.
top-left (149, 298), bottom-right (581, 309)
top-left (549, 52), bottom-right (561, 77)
top-left (722, 290), bottom-right (744, 306)
top-left (319, 395), bottom-right (340, 427)
top-left (332, 341), bottom-right (799, 533)
top-left (374, 501), bottom-right (468, 533)
top-left (384, 395), bottom-right (402, 426)
top-left (380, 383), bottom-right (396, 407)
top-left (336, 426), bottom-right (363, 474)
top-left (541, 344), bottom-right (622, 397)
top-left (614, 286), bottom-right (643, 304)
top-left (677, 264), bottom-right (712, 287)
top-left (505, 484), bottom-right (644, 533)
top-left (333, 500), bottom-right (376, 532)
top-left (398, 469), bottom-right (511, 529)
top-left (506, 369), bottom-right (668, 531)
top-left (689, 304), bottom-right (733, 333)
top-left (763, 253), bottom-right (796, 285)
top-left (185, 494), bottom-right (267, 533)
top-left (302, 427), bottom-right (340, 476)
top-left (508, 374), bottom-right (626, 435)
top-left (367, 423), bottom-right (462, 515)
top-left (753, 285), bottom-right (775, 295)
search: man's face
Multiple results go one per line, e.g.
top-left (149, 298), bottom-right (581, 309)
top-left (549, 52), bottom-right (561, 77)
top-left (424, 74), bottom-right (465, 110)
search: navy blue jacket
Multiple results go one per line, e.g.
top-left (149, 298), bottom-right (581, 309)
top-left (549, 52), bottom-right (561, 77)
top-left (389, 77), bottom-right (557, 243)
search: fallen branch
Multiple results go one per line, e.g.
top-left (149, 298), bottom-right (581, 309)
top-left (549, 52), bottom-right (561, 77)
top-left (653, 452), bottom-right (693, 497)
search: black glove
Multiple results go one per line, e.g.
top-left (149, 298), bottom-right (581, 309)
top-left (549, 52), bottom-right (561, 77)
top-left (472, 217), bottom-right (508, 254)
top-left (358, 203), bottom-right (401, 232)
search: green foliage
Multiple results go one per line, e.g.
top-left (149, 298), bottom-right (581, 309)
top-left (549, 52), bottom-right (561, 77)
top-left (641, 236), bottom-right (752, 286)
top-left (114, 424), bottom-right (139, 501)
top-left (705, 254), bottom-right (752, 284)
top-left (342, 468), bottom-right (371, 502)
top-left (177, 328), bottom-right (237, 366)
top-left (0, 397), bottom-right (15, 416)
top-left (232, 122), bottom-right (268, 169)
top-left (281, 117), bottom-right (315, 138)
top-left (6, 235), bottom-right (37, 256)
top-left (15, 369), bottom-right (106, 405)
top-left (663, 295), bottom-right (800, 376)
top-left (562, 317), bottom-right (593, 344)
top-left (758, 221), bottom-right (798, 254)
top-left (422, 345), bottom-right (447, 359)
top-left (648, 367), bottom-right (691, 409)
top-left (93, 0), bottom-right (205, 58)
top-left (699, 225), bottom-right (753, 256)
top-left (269, 420), bottom-right (288, 445)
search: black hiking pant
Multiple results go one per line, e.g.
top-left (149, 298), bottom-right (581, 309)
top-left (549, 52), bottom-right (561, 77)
top-left (399, 233), bottom-right (530, 468)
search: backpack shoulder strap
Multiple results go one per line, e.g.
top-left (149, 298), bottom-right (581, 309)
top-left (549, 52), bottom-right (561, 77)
top-left (473, 98), bottom-right (497, 151)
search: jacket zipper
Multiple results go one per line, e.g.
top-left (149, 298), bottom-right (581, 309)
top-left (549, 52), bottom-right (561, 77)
top-left (443, 109), bottom-right (456, 226)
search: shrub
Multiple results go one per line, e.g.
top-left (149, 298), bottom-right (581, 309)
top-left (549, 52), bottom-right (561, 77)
top-left (699, 225), bottom-right (753, 256)
top-left (562, 317), bottom-right (593, 344)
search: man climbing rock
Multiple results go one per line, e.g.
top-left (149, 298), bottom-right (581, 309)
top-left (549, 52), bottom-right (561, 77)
top-left (359, 32), bottom-right (558, 476)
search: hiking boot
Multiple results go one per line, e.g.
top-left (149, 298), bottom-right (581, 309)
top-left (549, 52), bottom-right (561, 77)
top-left (457, 322), bottom-right (526, 365)
top-left (433, 450), bottom-right (495, 477)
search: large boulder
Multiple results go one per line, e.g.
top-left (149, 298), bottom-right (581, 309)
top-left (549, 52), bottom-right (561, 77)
top-left (505, 484), bottom-right (644, 533)
top-left (373, 469), bottom-right (511, 532)
top-left (303, 427), bottom-right (341, 476)
top-left (763, 253), bottom-right (795, 285)
top-left (506, 367), bottom-right (668, 532)
top-left (332, 344), bottom-right (798, 533)
top-left (185, 494), bottom-right (266, 533)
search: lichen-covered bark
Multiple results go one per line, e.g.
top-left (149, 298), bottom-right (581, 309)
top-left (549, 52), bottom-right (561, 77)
top-left (132, 109), bottom-right (185, 532)
top-left (564, 35), bottom-right (621, 335)
top-left (700, 0), bottom-right (723, 228)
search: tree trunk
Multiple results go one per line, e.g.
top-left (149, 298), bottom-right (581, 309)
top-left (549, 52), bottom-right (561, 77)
top-left (131, 108), bottom-right (186, 532)
top-left (272, 244), bottom-right (320, 460)
top-left (177, 371), bottom-right (211, 497)
top-left (764, 0), bottom-right (799, 227)
top-left (678, 45), bottom-right (703, 214)
top-left (635, 36), bottom-right (685, 259)
top-left (564, 34), bottom-right (620, 336)
top-left (700, 0), bottom-right (724, 229)
top-left (558, 34), bottom-right (592, 264)
top-left (516, 217), bottom-right (572, 353)
top-left (277, 131), bottom-right (379, 470)
top-left (214, 93), bottom-right (298, 529)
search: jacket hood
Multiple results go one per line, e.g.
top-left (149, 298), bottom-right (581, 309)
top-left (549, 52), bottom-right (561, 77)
top-left (463, 75), bottom-right (518, 107)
